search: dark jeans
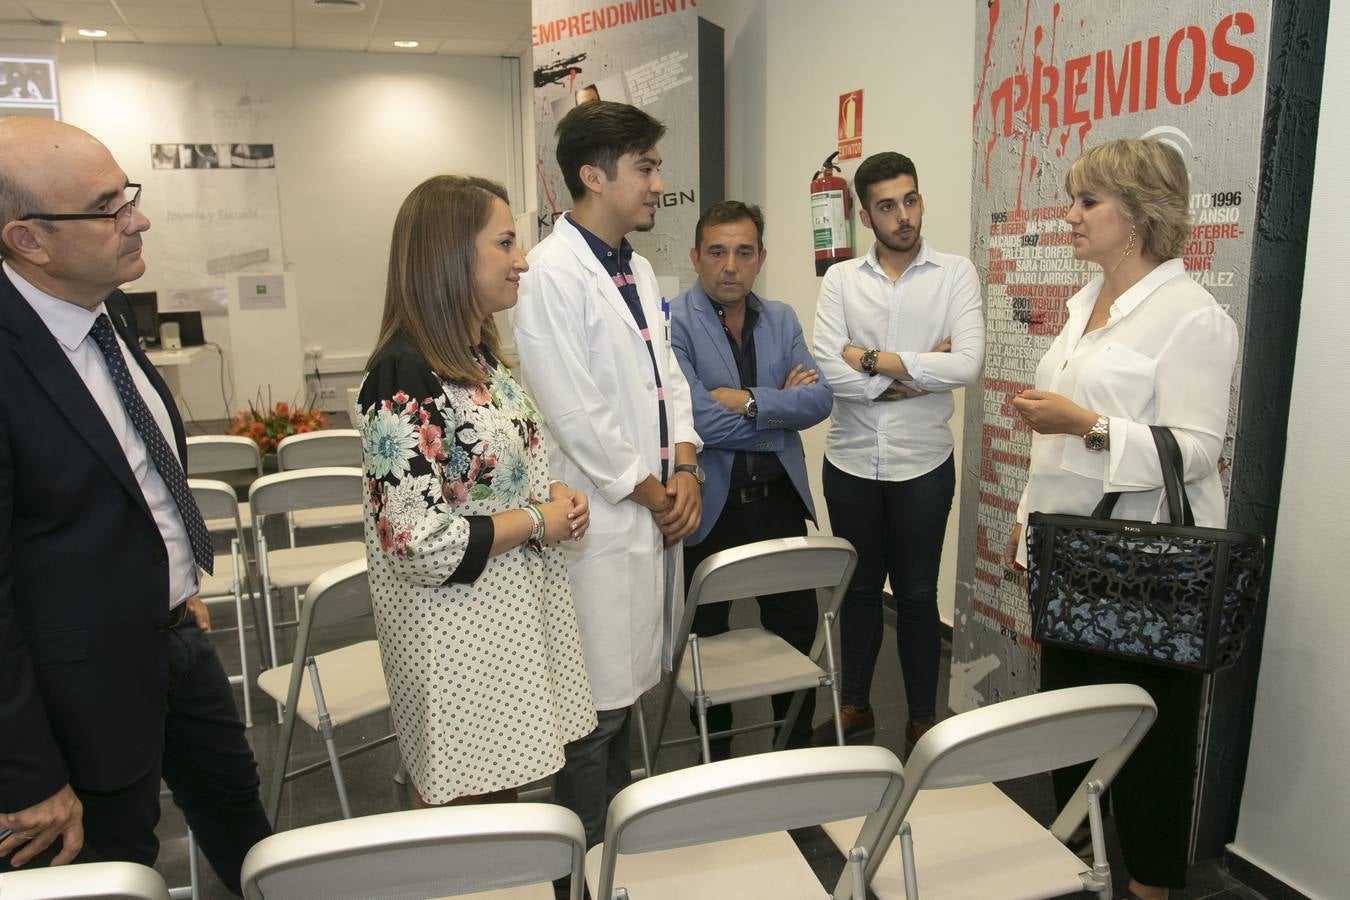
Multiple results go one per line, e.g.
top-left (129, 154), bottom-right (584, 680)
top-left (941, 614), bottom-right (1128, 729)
top-left (823, 455), bottom-right (954, 720)
top-left (15, 619), bottom-right (271, 896)
top-left (555, 705), bottom-right (633, 848)
top-left (1041, 645), bottom-right (1204, 889)
top-left (682, 477), bottom-right (818, 753)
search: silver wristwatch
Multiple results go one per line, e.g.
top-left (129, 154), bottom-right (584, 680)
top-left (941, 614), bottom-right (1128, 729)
top-left (742, 394), bottom-right (758, 420)
top-left (1083, 415), bottom-right (1109, 451)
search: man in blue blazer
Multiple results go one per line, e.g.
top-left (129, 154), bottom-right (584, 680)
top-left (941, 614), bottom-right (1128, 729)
top-left (0, 118), bottom-right (269, 893)
top-left (669, 201), bottom-right (833, 758)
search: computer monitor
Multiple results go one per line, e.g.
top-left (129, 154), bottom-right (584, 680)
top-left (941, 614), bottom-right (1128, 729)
top-left (159, 310), bottom-right (205, 347)
top-left (124, 291), bottom-right (159, 348)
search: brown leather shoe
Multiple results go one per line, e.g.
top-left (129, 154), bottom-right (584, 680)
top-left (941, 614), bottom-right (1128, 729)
top-left (903, 718), bottom-right (936, 760)
top-left (812, 704), bottom-right (876, 745)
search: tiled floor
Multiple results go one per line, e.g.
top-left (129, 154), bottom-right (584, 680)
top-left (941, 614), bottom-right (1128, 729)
top-left (154, 509), bottom-right (1270, 899)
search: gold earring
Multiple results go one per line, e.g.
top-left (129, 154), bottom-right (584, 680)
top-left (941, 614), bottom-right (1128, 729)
top-left (1123, 227), bottom-right (1136, 257)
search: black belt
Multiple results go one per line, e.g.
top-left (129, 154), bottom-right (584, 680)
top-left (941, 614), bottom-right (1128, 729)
top-left (728, 478), bottom-right (782, 505)
top-left (160, 602), bottom-right (192, 632)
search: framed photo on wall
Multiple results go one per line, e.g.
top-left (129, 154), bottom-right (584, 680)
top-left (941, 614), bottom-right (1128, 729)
top-left (0, 57), bottom-right (59, 119)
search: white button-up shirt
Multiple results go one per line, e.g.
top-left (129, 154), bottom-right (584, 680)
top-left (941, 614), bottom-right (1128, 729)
top-left (812, 240), bottom-right (985, 481)
top-left (6, 262), bottom-right (199, 608)
top-left (1015, 257), bottom-right (1239, 565)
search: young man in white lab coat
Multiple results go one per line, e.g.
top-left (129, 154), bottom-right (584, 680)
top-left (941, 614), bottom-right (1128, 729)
top-left (513, 100), bottom-right (702, 848)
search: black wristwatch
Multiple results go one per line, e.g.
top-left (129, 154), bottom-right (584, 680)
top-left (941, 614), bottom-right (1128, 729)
top-left (742, 393), bottom-right (758, 419)
top-left (673, 463), bottom-right (706, 485)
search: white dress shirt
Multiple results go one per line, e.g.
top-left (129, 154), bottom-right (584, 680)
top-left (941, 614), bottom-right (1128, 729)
top-left (6, 262), bottom-right (199, 608)
top-left (1015, 257), bottom-right (1239, 565)
top-left (812, 240), bottom-right (985, 481)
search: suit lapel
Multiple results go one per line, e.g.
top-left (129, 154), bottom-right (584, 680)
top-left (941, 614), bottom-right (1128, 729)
top-left (1, 276), bottom-right (153, 519)
top-left (692, 284), bottom-right (738, 383)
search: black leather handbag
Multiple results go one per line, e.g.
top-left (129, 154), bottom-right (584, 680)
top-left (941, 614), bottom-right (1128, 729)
top-left (1027, 426), bottom-right (1267, 672)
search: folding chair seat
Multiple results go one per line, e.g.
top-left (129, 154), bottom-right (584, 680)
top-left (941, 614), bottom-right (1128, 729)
top-left (648, 536), bottom-right (857, 770)
top-left (0, 861), bottom-right (170, 899)
top-left (189, 479), bottom-right (258, 727)
top-left (258, 559), bottom-right (393, 824)
top-left (275, 430), bottom-right (364, 534)
top-left (820, 683), bottom-right (1157, 900)
top-left (588, 745), bottom-right (905, 900)
top-left (247, 467), bottom-right (365, 680)
top-left (241, 803), bottom-right (587, 900)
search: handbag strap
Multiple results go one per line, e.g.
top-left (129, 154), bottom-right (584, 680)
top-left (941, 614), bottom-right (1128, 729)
top-left (1090, 425), bottom-right (1195, 525)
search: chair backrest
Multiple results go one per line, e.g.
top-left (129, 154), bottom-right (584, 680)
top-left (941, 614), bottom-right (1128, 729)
top-left (186, 435), bottom-right (262, 476)
top-left (240, 803), bottom-right (587, 900)
top-left (301, 558), bottom-right (374, 632)
top-left (849, 683), bottom-right (1156, 894)
top-left (671, 535), bottom-right (857, 670)
top-left (0, 861), bottom-right (170, 899)
top-left (595, 745), bottom-right (903, 900)
top-left (276, 429), bottom-right (362, 470)
top-left (248, 467), bottom-right (364, 520)
top-left (189, 477), bottom-right (241, 523)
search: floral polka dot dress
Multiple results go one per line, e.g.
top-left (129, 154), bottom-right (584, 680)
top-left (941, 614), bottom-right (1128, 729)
top-left (356, 335), bottom-right (596, 803)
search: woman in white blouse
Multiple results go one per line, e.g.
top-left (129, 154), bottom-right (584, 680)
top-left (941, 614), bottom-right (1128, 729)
top-left (1005, 139), bottom-right (1238, 900)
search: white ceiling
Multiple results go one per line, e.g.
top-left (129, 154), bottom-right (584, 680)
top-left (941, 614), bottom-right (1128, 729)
top-left (0, 0), bottom-right (533, 57)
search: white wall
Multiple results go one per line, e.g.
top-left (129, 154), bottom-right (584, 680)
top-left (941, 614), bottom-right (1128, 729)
top-left (698, 0), bottom-right (976, 625)
top-left (46, 41), bottom-right (518, 420)
top-left (1229, 4), bottom-right (1350, 896)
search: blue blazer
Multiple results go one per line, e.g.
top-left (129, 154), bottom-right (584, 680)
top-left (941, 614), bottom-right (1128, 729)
top-left (670, 283), bottom-right (833, 546)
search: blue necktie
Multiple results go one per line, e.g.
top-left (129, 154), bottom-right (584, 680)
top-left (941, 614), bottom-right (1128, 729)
top-left (89, 314), bottom-right (214, 575)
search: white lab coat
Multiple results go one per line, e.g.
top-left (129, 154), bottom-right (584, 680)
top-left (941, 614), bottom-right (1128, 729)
top-left (513, 214), bottom-right (701, 711)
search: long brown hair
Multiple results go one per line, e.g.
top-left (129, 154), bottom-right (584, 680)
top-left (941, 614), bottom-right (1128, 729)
top-left (368, 174), bottom-right (510, 384)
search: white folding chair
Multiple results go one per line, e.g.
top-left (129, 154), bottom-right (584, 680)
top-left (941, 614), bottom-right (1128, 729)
top-left (588, 745), bottom-right (904, 900)
top-left (258, 559), bottom-right (393, 825)
top-left (241, 803), bottom-right (587, 900)
top-left (275, 430), bottom-right (364, 539)
top-left (186, 436), bottom-right (268, 665)
top-left (648, 536), bottom-right (857, 770)
top-left (822, 683), bottom-right (1158, 900)
top-left (248, 467), bottom-right (366, 687)
top-left (188, 479), bottom-right (257, 728)
top-left (0, 861), bottom-right (170, 899)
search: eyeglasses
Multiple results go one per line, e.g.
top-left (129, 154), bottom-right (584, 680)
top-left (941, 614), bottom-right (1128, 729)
top-left (19, 184), bottom-right (142, 225)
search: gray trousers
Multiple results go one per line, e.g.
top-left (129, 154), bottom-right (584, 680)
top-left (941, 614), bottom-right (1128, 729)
top-left (554, 705), bottom-right (633, 847)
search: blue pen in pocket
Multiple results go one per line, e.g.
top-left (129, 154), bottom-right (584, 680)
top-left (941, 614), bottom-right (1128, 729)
top-left (661, 296), bottom-right (670, 344)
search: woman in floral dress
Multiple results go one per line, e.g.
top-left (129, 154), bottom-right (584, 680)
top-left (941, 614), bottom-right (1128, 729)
top-left (356, 175), bottom-right (596, 805)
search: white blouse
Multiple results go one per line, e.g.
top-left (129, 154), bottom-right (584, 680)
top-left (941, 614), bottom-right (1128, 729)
top-left (1015, 258), bottom-right (1239, 565)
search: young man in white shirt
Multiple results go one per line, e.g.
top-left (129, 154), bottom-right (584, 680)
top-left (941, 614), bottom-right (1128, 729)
top-left (513, 101), bottom-right (701, 849)
top-left (811, 151), bottom-right (985, 750)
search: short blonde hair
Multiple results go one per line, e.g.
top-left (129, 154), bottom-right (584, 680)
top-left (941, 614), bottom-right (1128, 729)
top-left (1065, 139), bottom-right (1191, 261)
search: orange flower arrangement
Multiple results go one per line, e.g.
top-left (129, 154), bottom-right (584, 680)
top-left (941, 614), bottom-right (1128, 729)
top-left (227, 391), bottom-right (329, 453)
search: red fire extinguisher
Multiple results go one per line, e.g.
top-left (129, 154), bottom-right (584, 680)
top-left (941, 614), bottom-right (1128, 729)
top-left (811, 150), bottom-right (853, 276)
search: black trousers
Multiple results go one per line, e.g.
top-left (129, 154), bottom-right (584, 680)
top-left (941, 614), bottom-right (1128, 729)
top-left (19, 620), bottom-right (272, 896)
top-left (682, 477), bottom-right (818, 751)
top-left (823, 455), bottom-right (955, 721)
top-left (1041, 644), bottom-right (1204, 889)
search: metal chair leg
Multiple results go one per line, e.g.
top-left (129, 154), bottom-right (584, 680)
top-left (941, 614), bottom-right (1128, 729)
top-left (823, 610), bottom-right (845, 746)
top-left (229, 539), bottom-right (252, 728)
top-left (256, 532), bottom-right (283, 725)
top-left (308, 657), bottom-right (353, 819)
top-left (900, 821), bottom-right (918, 900)
top-left (689, 635), bottom-right (712, 764)
top-left (633, 696), bottom-right (652, 779)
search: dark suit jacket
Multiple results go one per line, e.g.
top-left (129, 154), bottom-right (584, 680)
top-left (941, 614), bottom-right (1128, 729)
top-left (669, 283), bottom-right (833, 546)
top-left (0, 269), bottom-right (186, 811)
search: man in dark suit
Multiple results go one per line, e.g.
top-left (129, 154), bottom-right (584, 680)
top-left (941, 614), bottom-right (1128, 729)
top-left (0, 117), bottom-right (270, 894)
top-left (669, 201), bottom-right (834, 759)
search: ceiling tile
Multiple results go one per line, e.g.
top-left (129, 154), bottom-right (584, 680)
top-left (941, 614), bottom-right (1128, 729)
top-left (206, 9), bottom-right (292, 30)
top-left (0, 0), bottom-right (35, 18)
top-left (293, 11), bottom-right (373, 34)
top-left (129, 26), bottom-right (218, 44)
top-left (117, 4), bottom-right (210, 26)
top-left (22, 2), bottom-right (122, 26)
top-left (293, 30), bottom-right (368, 50)
top-left (371, 17), bottom-right (519, 40)
top-left (379, 0), bottom-right (527, 25)
top-left (213, 27), bottom-right (293, 48)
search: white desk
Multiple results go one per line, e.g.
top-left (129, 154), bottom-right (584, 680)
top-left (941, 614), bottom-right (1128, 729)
top-left (146, 345), bottom-right (208, 367)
